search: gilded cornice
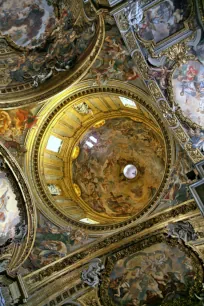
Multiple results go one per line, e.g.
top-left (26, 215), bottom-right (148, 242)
top-left (23, 199), bottom-right (199, 294)
top-left (24, 80), bottom-right (174, 230)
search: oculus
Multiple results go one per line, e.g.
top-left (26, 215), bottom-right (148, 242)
top-left (123, 164), bottom-right (137, 179)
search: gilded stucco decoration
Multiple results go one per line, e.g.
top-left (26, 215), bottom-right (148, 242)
top-left (24, 80), bottom-right (174, 230)
top-left (1, 1), bottom-right (204, 305)
top-left (0, 143), bottom-right (36, 274)
top-left (113, 0), bottom-right (204, 162)
top-left (0, 0), bottom-right (105, 107)
top-left (21, 200), bottom-right (200, 295)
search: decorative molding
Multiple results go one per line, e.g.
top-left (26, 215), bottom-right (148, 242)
top-left (23, 200), bottom-right (199, 293)
top-left (24, 81), bottom-right (174, 231)
top-left (0, 143), bottom-right (36, 274)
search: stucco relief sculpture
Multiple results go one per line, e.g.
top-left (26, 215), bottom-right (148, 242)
top-left (195, 283), bottom-right (204, 305)
top-left (126, 0), bottom-right (143, 31)
top-left (81, 258), bottom-right (105, 288)
top-left (167, 221), bottom-right (198, 242)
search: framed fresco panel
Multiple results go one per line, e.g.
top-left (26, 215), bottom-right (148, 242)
top-left (172, 60), bottom-right (204, 128)
top-left (189, 179), bottom-right (204, 215)
top-left (135, 0), bottom-right (193, 53)
top-left (100, 234), bottom-right (203, 306)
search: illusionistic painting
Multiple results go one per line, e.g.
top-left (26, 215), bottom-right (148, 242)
top-left (172, 61), bottom-right (204, 127)
top-left (108, 243), bottom-right (196, 306)
top-left (72, 117), bottom-right (166, 218)
top-left (0, 0), bottom-right (96, 87)
top-left (21, 213), bottom-right (93, 273)
top-left (0, 171), bottom-right (20, 246)
top-left (137, 0), bottom-right (191, 44)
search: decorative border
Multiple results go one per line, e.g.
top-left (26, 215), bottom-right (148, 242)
top-left (25, 82), bottom-right (174, 231)
top-left (114, 0), bottom-right (195, 57)
top-left (23, 200), bottom-right (200, 292)
top-left (0, 14), bottom-right (105, 108)
top-left (99, 233), bottom-right (204, 306)
top-left (0, 143), bottom-right (36, 273)
top-left (114, 6), bottom-right (204, 162)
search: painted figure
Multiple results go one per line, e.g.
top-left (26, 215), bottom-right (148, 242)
top-left (108, 243), bottom-right (196, 305)
top-left (172, 61), bottom-right (204, 127)
top-left (138, 0), bottom-right (190, 43)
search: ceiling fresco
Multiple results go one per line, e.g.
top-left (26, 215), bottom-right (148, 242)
top-left (137, 0), bottom-right (191, 44)
top-left (21, 212), bottom-right (94, 275)
top-left (0, 0), bottom-right (102, 106)
top-left (172, 61), bottom-right (204, 127)
top-left (0, 105), bottom-right (42, 166)
top-left (153, 144), bottom-right (194, 214)
top-left (0, 143), bottom-right (36, 274)
top-left (85, 15), bottom-right (144, 90)
top-left (0, 0), bottom-right (56, 48)
top-left (0, 168), bottom-right (20, 247)
top-left (106, 242), bottom-right (199, 305)
top-left (72, 117), bottom-right (166, 218)
top-left (0, 1), bottom-right (204, 305)
top-left (100, 235), bottom-right (203, 306)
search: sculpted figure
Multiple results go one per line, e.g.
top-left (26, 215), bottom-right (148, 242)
top-left (32, 69), bottom-right (53, 87)
top-left (195, 283), bottom-right (204, 305)
top-left (81, 258), bottom-right (104, 287)
top-left (167, 221), bottom-right (198, 243)
top-left (126, 0), bottom-right (143, 30)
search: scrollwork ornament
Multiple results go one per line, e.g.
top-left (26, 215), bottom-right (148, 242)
top-left (158, 100), bottom-right (178, 127)
top-left (161, 42), bottom-right (195, 64)
top-left (174, 126), bottom-right (189, 143)
top-left (185, 142), bottom-right (204, 163)
top-left (132, 50), bottom-right (149, 79)
top-left (148, 81), bottom-right (163, 100)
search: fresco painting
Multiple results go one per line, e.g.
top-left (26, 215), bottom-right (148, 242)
top-left (73, 117), bottom-right (166, 218)
top-left (0, 0), bottom-right (96, 87)
top-left (108, 242), bottom-right (196, 306)
top-left (0, 106), bottom-right (40, 161)
top-left (0, 173), bottom-right (20, 246)
top-left (153, 148), bottom-right (193, 213)
top-left (22, 213), bottom-right (92, 273)
top-left (138, 0), bottom-right (190, 44)
top-left (86, 15), bottom-right (141, 86)
top-left (172, 61), bottom-right (204, 127)
top-left (0, 0), bottom-right (55, 48)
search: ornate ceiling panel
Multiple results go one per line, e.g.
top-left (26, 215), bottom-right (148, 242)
top-left (24, 81), bottom-right (174, 230)
top-left (100, 234), bottom-right (203, 306)
top-left (72, 117), bottom-right (166, 220)
top-left (0, 0), bottom-right (104, 107)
